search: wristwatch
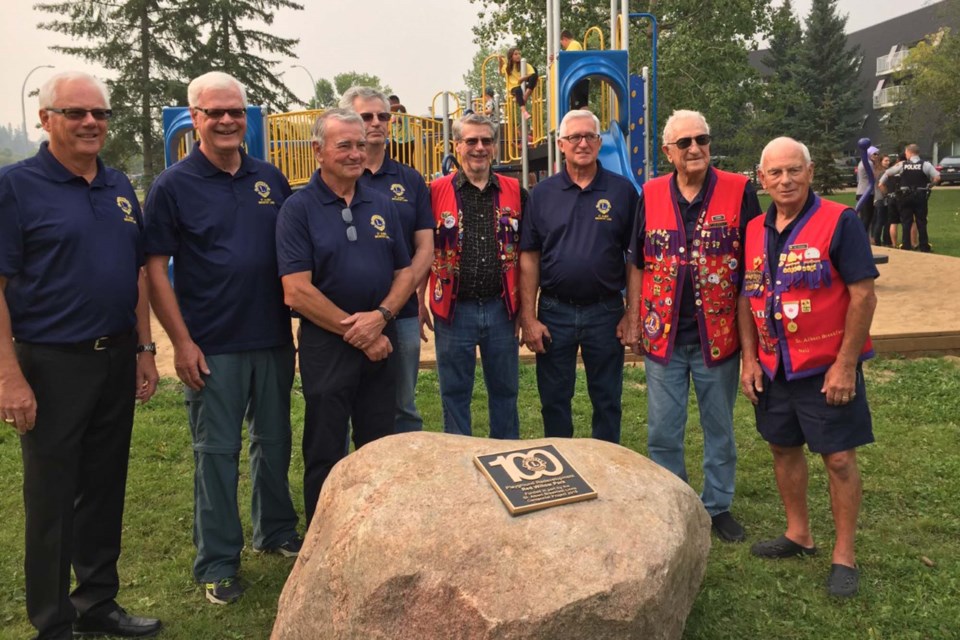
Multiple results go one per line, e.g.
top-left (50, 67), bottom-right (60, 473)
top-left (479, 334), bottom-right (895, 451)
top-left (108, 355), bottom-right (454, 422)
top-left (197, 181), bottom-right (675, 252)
top-left (377, 306), bottom-right (394, 322)
top-left (137, 342), bottom-right (157, 354)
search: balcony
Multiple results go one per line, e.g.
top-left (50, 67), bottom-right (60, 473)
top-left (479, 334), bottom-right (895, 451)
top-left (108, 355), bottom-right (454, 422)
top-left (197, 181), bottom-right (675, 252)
top-left (873, 85), bottom-right (908, 109)
top-left (876, 49), bottom-right (909, 76)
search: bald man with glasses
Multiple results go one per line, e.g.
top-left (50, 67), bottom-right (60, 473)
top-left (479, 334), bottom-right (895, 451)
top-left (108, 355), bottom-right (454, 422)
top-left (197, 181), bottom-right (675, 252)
top-left (626, 109), bottom-right (761, 544)
top-left (276, 108), bottom-right (413, 526)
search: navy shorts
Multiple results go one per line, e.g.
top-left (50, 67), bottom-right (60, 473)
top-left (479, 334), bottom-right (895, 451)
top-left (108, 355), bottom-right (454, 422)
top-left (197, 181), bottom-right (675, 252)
top-left (754, 364), bottom-right (874, 454)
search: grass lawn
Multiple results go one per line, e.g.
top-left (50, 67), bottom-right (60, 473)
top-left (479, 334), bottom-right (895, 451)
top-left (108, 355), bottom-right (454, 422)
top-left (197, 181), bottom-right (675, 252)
top-left (1, 357), bottom-right (958, 639)
top-left (758, 187), bottom-right (960, 258)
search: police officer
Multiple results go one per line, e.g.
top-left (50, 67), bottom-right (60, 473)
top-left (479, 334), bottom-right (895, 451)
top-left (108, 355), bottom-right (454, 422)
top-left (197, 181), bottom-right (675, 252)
top-left (519, 109), bottom-right (638, 443)
top-left (0, 71), bottom-right (161, 639)
top-left (879, 144), bottom-right (940, 251)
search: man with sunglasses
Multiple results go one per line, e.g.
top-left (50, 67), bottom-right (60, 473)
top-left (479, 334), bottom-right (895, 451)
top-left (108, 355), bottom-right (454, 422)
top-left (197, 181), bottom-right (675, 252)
top-left (144, 71), bottom-right (301, 606)
top-left (519, 110), bottom-right (638, 443)
top-left (0, 71), bottom-right (161, 639)
top-left (626, 110), bottom-right (761, 544)
top-left (277, 109), bottom-right (413, 526)
top-left (422, 113), bottom-right (525, 439)
top-left (340, 87), bottom-right (433, 435)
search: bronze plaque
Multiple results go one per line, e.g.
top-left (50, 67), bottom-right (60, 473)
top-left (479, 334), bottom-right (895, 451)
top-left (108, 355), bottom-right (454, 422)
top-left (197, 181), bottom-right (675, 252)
top-left (474, 444), bottom-right (597, 516)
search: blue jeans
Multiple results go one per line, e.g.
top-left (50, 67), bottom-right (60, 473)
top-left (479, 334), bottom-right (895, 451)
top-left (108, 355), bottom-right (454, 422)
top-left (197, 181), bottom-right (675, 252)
top-left (536, 295), bottom-right (624, 443)
top-left (393, 316), bottom-right (424, 432)
top-left (644, 345), bottom-right (739, 516)
top-left (434, 298), bottom-right (520, 439)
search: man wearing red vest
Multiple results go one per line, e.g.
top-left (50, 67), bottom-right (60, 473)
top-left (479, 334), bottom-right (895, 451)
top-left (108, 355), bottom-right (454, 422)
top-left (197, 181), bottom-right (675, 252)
top-left (420, 114), bottom-right (526, 439)
top-left (626, 110), bottom-right (761, 543)
top-left (739, 137), bottom-right (878, 598)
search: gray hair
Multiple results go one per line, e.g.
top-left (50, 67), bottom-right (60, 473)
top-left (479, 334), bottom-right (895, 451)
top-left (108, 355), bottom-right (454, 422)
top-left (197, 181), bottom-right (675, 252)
top-left (558, 109), bottom-right (601, 137)
top-left (38, 71), bottom-right (110, 109)
top-left (339, 86), bottom-right (390, 111)
top-left (311, 108), bottom-right (364, 146)
top-left (187, 71), bottom-right (248, 108)
top-left (906, 143), bottom-right (920, 156)
top-left (662, 109), bottom-right (710, 143)
top-left (453, 113), bottom-right (498, 143)
top-left (759, 136), bottom-right (812, 168)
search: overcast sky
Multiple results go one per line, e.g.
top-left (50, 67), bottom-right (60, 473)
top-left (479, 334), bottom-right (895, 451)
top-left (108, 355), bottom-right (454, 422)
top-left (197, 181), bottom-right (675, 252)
top-left (0, 0), bottom-right (940, 142)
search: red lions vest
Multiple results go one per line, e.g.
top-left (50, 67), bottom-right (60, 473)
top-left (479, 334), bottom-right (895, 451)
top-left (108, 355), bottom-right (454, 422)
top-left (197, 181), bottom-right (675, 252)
top-left (742, 196), bottom-right (874, 380)
top-left (428, 173), bottom-right (522, 323)
top-left (640, 169), bottom-right (747, 367)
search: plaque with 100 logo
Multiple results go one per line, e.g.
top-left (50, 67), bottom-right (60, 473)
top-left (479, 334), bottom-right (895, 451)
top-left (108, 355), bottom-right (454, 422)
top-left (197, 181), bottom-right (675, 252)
top-left (473, 444), bottom-right (597, 516)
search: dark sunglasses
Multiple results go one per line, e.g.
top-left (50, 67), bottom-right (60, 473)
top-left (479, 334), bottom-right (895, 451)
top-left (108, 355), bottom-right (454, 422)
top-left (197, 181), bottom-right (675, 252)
top-left (360, 112), bottom-right (392, 123)
top-left (461, 137), bottom-right (495, 147)
top-left (341, 207), bottom-right (357, 242)
top-left (665, 134), bottom-right (711, 150)
top-left (560, 133), bottom-right (601, 145)
top-left (46, 108), bottom-right (113, 121)
top-left (194, 107), bottom-right (247, 120)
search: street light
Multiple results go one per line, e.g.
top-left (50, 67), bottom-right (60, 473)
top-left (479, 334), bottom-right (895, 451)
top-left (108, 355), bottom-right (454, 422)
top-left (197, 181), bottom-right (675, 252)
top-left (21, 65), bottom-right (55, 142)
top-left (290, 64), bottom-right (319, 106)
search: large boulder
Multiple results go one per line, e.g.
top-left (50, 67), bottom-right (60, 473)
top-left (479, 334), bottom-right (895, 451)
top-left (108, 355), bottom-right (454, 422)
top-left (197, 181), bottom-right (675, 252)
top-left (273, 432), bottom-right (710, 640)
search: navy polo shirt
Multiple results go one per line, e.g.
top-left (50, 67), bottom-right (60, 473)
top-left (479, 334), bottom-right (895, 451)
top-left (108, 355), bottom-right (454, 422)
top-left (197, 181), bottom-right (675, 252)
top-left (143, 144), bottom-right (294, 355)
top-left (358, 157), bottom-right (432, 318)
top-left (276, 171), bottom-right (411, 316)
top-left (521, 162), bottom-right (639, 299)
top-left (764, 191), bottom-right (879, 293)
top-left (0, 142), bottom-right (143, 343)
top-left (630, 167), bottom-right (762, 345)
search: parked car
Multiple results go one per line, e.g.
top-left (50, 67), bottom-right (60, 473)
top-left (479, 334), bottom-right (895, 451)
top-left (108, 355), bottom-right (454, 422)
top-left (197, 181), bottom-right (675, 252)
top-left (935, 156), bottom-right (960, 185)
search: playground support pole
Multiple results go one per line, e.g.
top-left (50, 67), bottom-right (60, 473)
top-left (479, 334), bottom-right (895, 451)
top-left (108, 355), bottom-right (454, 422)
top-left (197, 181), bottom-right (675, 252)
top-left (609, 0), bottom-right (619, 124)
top-left (546, 0), bottom-right (555, 176)
top-left (631, 12), bottom-right (659, 176)
top-left (442, 92), bottom-right (451, 165)
top-left (521, 58), bottom-right (530, 190)
top-left (620, 0), bottom-right (630, 166)
top-left (552, 0), bottom-right (561, 174)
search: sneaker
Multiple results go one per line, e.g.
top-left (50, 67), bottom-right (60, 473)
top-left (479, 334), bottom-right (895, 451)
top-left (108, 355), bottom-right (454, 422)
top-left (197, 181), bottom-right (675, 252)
top-left (826, 563), bottom-right (859, 598)
top-left (204, 577), bottom-right (244, 605)
top-left (710, 511), bottom-right (746, 543)
top-left (254, 535), bottom-right (302, 558)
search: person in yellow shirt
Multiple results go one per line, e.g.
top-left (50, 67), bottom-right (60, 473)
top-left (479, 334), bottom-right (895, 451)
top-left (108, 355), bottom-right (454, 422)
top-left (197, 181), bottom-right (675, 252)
top-left (499, 47), bottom-right (538, 118)
top-left (559, 30), bottom-right (589, 110)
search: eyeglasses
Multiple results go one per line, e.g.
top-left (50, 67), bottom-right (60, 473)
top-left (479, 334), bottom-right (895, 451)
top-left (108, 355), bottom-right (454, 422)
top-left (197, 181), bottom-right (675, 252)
top-left (194, 107), bottom-right (247, 120)
top-left (46, 108), bottom-right (113, 121)
top-left (359, 112), bottom-right (392, 123)
top-left (461, 137), bottom-right (495, 147)
top-left (560, 132), bottom-right (601, 145)
top-left (665, 134), bottom-right (712, 150)
top-left (341, 207), bottom-right (357, 242)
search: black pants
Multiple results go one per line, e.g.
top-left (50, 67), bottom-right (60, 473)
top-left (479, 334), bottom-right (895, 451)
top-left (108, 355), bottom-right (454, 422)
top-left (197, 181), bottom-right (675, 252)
top-left (856, 195), bottom-right (874, 238)
top-left (298, 321), bottom-right (397, 525)
top-left (899, 191), bottom-right (930, 250)
top-left (16, 339), bottom-right (137, 639)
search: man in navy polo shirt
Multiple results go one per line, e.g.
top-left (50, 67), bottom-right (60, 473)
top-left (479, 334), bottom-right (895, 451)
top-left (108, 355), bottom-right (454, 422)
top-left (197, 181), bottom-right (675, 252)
top-left (519, 110), bottom-right (638, 443)
top-left (740, 137), bottom-right (878, 598)
top-left (143, 71), bottom-right (300, 606)
top-left (276, 109), bottom-right (413, 526)
top-left (0, 71), bottom-right (161, 639)
top-left (341, 86), bottom-right (434, 434)
top-left (625, 109), bottom-right (761, 544)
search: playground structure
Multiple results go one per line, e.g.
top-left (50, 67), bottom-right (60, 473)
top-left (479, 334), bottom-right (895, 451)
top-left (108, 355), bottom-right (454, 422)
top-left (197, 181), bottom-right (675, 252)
top-left (163, 1), bottom-right (659, 192)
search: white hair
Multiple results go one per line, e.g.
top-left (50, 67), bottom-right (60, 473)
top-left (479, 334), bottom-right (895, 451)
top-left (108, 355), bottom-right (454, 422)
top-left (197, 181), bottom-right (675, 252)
top-left (662, 109), bottom-right (710, 143)
top-left (311, 108), bottom-right (364, 146)
top-left (760, 136), bottom-right (812, 168)
top-left (453, 113), bottom-right (499, 143)
top-left (558, 109), bottom-right (601, 137)
top-left (38, 71), bottom-right (110, 109)
top-left (187, 71), bottom-right (248, 108)
top-left (339, 86), bottom-right (390, 111)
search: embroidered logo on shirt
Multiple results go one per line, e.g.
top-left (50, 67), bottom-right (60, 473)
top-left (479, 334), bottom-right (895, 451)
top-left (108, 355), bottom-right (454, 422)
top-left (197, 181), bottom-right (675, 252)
top-left (116, 196), bottom-right (136, 223)
top-left (371, 214), bottom-right (390, 239)
top-left (255, 181), bottom-right (275, 205)
top-left (390, 183), bottom-right (408, 202)
top-left (595, 198), bottom-right (612, 221)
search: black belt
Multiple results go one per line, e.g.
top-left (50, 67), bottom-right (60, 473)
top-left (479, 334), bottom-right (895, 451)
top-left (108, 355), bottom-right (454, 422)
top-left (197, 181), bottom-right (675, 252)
top-left (18, 330), bottom-right (136, 352)
top-left (541, 290), bottom-right (622, 306)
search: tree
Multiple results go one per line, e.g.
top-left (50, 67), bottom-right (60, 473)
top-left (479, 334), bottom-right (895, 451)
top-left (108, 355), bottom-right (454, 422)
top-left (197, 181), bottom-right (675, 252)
top-left (178, 0), bottom-right (303, 111)
top-left (462, 44), bottom-right (498, 99)
top-left (332, 72), bottom-right (392, 99)
top-left (313, 78), bottom-right (336, 108)
top-left (793, 0), bottom-right (864, 191)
